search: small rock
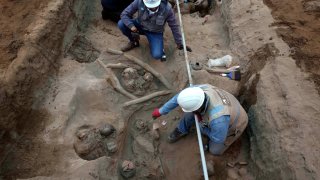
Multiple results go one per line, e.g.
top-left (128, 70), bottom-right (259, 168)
top-left (99, 124), bottom-right (115, 137)
top-left (227, 168), bottom-right (240, 179)
top-left (238, 167), bottom-right (247, 177)
top-left (107, 141), bottom-right (117, 153)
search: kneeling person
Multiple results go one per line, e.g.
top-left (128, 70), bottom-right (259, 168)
top-left (152, 84), bottom-right (248, 155)
top-left (118, 0), bottom-right (191, 61)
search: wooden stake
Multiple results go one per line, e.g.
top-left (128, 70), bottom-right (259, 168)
top-left (123, 90), bottom-right (172, 107)
top-left (106, 48), bottom-right (123, 55)
top-left (106, 63), bottom-right (130, 69)
top-left (97, 60), bottom-right (137, 99)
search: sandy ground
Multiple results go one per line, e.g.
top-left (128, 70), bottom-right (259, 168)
top-left (0, 0), bottom-right (319, 179)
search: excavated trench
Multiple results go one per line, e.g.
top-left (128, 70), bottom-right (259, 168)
top-left (1, 0), bottom-right (320, 179)
top-left (0, 0), bottom-right (262, 179)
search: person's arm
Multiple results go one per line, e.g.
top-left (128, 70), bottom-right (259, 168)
top-left (152, 94), bottom-right (179, 119)
top-left (166, 8), bottom-right (183, 46)
top-left (166, 7), bottom-right (192, 51)
top-left (205, 116), bottom-right (230, 155)
top-left (159, 94), bottom-right (180, 115)
top-left (120, 0), bottom-right (139, 29)
top-left (206, 121), bottom-right (229, 143)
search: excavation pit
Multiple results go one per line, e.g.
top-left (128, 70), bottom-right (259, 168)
top-left (1, 0), bottom-right (320, 179)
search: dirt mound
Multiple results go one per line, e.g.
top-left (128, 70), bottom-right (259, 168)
top-left (222, 0), bottom-right (320, 179)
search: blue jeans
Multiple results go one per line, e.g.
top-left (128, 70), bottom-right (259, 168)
top-left (177, 112), bottom-right (231, 155)
top-left (118, 19), bottom-right (164, 59)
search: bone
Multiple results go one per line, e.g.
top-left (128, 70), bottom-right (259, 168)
top-left (123, 90), bottom-right (172, 107)
top-left (106, 48), bottom-right (124, 55)
top-left (106, 63), bottom-right (130, 69)
top-left (122, 54), bottom-right (172, 89)
top-left (97, 60), bottom-right (137, 99)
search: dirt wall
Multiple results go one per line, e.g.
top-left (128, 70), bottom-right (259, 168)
top-left (221, 0), bottom-right (320, 179)
top-left (0, 0), bottom-right (96, 174)
top-left (0, 0), bottom-right (96, 130)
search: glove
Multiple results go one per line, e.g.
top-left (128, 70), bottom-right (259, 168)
top-left (177, 44), bottom-right (192, 52)
top-left (152, 108), bottom-right (162, 119)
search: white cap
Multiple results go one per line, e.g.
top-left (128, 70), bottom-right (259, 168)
top-left (143, 0), bottom-right (161, 8)
top-left (177, 87), bottom-right (205, 112)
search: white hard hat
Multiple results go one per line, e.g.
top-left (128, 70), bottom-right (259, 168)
top-left (143, 0), bottom-right (161, 8)
top-left (177, 87), bottom-right (205, 112)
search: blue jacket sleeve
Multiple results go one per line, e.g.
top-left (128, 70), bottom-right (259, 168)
top-left (207, 116), bottom-right (230, 144)
top-left (159, 94), bottom-right (179, 115)
top-left (120, 0), bottom-right (139, 29)
top-left (166, 7), bottom-right (182, 45)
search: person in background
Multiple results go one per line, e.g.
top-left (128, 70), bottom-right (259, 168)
top-left (118, 0), bottom-right (192, 62)
top-left (101, 0), bottom-right (134, 22)
top-left (169, 0), bottom-right (215, 17)
top-left (152, 84), bottom-right (248, 155)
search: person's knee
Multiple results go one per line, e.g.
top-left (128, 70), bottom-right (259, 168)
top-left (209, 142), bottom-right (225, 155)
top-left (151, 50), bottom-right (163, 59)
top-left (117, 20), bottom-right (125, 30)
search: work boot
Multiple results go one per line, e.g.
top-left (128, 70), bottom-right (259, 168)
top-left (121, 41), bottom-right (139, 52)
top-left (160, 54), bottom-right (166, 62)
top-left (160, 50), bottom-right (166, 62)
top-left (168, 128), bottom-right (187, 143)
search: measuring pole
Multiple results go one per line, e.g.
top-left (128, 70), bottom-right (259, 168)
top-left (174, 0), bottom-right (209, 179)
